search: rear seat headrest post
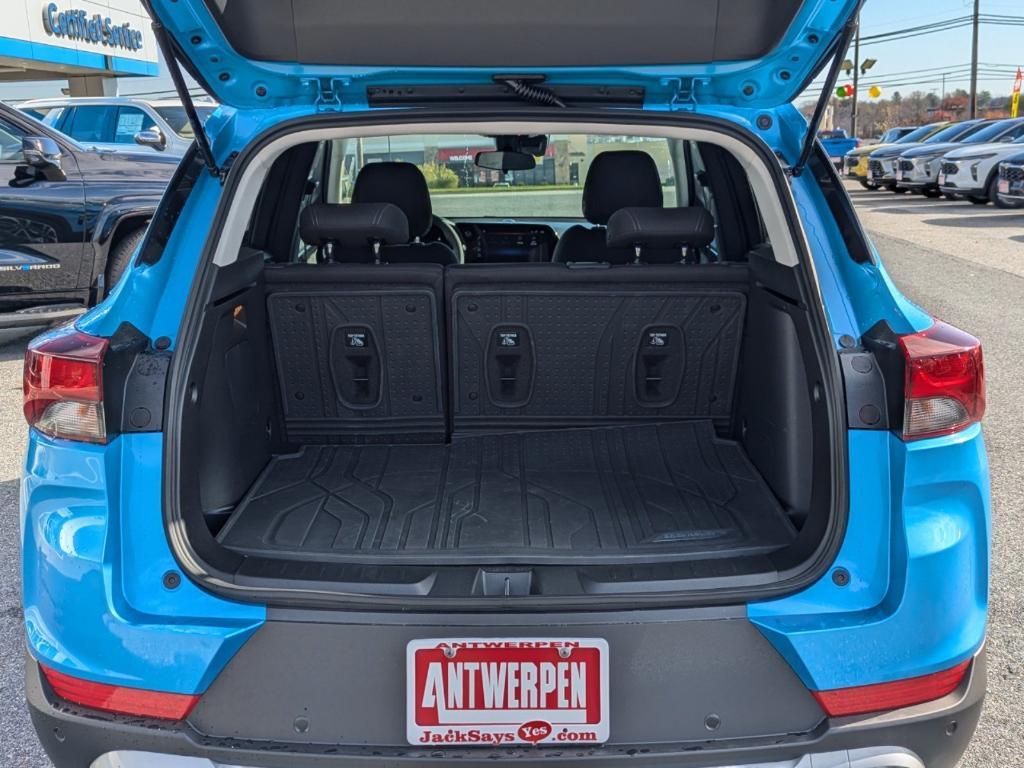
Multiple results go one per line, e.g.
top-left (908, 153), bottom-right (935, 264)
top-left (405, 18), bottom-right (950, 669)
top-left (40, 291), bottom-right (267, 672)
top-left (298, 202), bottom-right (410, 264)
top-left (606, 206), bottom-right (716, 265)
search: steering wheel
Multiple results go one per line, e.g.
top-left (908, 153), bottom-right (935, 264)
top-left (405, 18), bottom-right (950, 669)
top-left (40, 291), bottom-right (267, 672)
top-left (428, 215), bottom-right (466, 263)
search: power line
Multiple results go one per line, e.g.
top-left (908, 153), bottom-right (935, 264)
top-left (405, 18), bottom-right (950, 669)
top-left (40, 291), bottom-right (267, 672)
top-left (855, 13), bottom-right (1024, 47)
top-left (859, 15), bottom-right (974, 42)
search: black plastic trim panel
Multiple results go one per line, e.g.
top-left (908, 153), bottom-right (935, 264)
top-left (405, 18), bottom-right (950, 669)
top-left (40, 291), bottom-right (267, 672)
top-left (368, 84), bottom-right (646, 108)
top-left (26, 647), bottom-right (985, 768)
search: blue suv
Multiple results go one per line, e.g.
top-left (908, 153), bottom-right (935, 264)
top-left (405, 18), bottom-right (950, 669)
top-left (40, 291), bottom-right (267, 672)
top-left (21, 1), bottom-right (989, 766)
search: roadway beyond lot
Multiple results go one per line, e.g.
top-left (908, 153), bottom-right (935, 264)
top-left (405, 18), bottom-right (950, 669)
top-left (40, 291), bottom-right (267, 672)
top-left (0, 187), bottom-right (1021, 766)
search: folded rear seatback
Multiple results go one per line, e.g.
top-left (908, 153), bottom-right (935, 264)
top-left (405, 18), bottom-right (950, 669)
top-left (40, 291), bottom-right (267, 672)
top-left (445, 262), bottom-right (749, 432)
top-left (265, 263), bottom-right (446, 443)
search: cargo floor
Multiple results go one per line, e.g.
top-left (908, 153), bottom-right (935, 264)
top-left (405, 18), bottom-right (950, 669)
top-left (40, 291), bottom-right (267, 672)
top-left (217, 422), bottom-right (795, 565)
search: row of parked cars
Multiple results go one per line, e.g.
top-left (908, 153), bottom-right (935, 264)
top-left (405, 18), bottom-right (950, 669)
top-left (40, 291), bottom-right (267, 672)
top-left (0, 97), bottom-right (198, 329)
top-left (843, 117), bottom-right (1024, 208)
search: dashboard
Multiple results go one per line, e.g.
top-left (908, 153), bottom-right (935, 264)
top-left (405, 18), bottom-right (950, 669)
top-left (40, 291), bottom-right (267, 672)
top-left (453, 221), bottom-right (563, 264)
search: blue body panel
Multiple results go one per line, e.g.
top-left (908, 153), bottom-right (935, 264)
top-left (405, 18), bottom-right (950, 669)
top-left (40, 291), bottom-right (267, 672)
top-left (24, 89), bottom-right (988, 699)
top-left (21, 432), bottom-right (264, 694)
top-left (750, 427), bottom-right (990, 691)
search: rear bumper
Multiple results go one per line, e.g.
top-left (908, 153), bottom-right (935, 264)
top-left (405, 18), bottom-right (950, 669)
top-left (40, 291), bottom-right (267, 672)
top-left (28, 648), bottom-right (986, 768)
top-left (89, 748), bottom-right (929, 768)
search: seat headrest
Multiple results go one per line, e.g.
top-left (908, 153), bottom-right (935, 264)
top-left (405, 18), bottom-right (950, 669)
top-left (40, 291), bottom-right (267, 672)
top-left (352, 162), bottom-right (433, 238)
top-left (299, 202), bottom-right (409, 249)
top-left (606, 206), bottom-right (715, 257)
top-left (583, 151), bottom-right (664, 225)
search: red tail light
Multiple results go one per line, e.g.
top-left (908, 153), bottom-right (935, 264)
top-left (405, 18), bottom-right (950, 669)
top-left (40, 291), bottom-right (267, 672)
top-left (899, 321), bottom-right (984, 440)
top-left (40, 664), bottom-right (200, 720)
top-left (24, 327), bottom-right (108, 444)
top-left (812, 660), bottom-right (971, 717)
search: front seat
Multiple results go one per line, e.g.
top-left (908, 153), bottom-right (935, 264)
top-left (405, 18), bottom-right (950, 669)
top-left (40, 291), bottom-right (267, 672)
top-left (552, 151), bottom-right (664, 264)
top-left (351, 162), bottom-right (457, 265)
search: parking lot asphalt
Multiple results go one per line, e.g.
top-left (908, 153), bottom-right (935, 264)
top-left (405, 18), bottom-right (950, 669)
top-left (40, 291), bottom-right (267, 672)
top-left (0, 186), bottom-right (1021, 766)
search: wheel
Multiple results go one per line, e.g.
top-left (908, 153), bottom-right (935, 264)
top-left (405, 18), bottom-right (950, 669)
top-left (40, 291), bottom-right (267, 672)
top-left (944, 193), bottom-right (957, 200)
top-left (858, 179), bottom-right (879, 190)
top-left (967, 196), bottom-right (989, 206)
top-left (104, 225), bottom-right (147, 295)
top-left (922, 188), bottom-right (943, 199)
top-left (890, 186), bottom-right (908, 194)
top-left (988, 175), bottom-right (1023, 209)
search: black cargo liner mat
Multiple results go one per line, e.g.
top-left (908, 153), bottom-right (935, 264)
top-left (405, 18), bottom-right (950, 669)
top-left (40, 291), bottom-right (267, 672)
top-left (217, 421), bottom-right (795, 565)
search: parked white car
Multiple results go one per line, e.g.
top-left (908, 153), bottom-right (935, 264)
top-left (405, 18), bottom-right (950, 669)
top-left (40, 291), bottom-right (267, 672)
top-left (17, 97), bottom-right (217, 157)
top-left (937, 118), bottom-right (1024, 206)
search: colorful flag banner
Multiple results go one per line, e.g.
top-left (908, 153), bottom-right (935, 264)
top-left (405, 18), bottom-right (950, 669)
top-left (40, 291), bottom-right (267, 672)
top-left (1013, 68), bottom-right (1022, 118)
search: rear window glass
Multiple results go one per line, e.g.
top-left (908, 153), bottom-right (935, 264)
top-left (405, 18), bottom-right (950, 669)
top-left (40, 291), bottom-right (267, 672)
top-left (330, 134), bottom-right (680, 218)
top-left (154, 106), bottom-right (215, 138)
top-left (244, 131), bottom-right (767, 266)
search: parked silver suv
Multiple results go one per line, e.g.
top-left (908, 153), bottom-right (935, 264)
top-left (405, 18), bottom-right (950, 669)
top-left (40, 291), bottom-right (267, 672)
top-left (18, 96), bottom-right (217, 157)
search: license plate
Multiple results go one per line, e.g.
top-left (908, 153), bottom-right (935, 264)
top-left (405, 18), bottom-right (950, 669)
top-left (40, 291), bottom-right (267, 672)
top-left (895, 169), bottom-right (903, 181)
top-left (938, 172), bottom-right (946, 185)
top-left (999, 179), bottom-right (1010, 195)
top-left (407, 638), bottom-right (610, 746)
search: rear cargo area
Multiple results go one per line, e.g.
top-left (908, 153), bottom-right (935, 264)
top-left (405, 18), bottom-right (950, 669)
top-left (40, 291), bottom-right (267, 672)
top-left (179, 254), bottom-right (829, 593)
top-left (217, 422), bottom-right (794, 564)
top-left (171, 136), bottom-right (838, 601)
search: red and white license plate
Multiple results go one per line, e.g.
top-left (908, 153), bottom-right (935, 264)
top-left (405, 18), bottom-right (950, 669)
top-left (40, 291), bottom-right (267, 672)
top-left (999, 179), bottom-right (1010, 195)
top-left (938, 172), bottom-right (947, 186)
top-left (407, 638), bottom-right (609, 746)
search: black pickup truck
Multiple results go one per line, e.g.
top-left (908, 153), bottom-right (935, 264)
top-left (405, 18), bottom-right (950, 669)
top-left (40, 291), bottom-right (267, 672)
top-left (0, 100), bottom-right (177, 329)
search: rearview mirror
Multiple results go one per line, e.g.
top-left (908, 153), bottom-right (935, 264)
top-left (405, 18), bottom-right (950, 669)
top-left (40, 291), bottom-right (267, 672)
top-left (22, 136), bottom-right (65, 181)
top-left (475, 150), bottom-right (536, 172)
top-left (134, 128), bottom-right (167, 151)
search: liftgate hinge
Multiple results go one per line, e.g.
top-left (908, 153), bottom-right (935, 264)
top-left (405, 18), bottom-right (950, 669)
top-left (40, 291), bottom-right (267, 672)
top-left (660, 77), bottom-right (707, 111)
top-left (304, 77), bottom-right (353, 112)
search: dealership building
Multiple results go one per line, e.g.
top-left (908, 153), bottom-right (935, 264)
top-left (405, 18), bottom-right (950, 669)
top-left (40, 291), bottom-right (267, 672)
top-left (0, 1), bottom-right (157, 95)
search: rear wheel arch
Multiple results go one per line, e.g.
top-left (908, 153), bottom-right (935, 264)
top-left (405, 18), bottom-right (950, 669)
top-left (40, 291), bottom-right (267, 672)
top-left (104, 216), bottom-right (151, 295)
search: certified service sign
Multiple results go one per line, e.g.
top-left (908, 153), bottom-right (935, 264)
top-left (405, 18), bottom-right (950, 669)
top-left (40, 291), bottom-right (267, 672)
top-left (42, 2), bottom-right (144, 52)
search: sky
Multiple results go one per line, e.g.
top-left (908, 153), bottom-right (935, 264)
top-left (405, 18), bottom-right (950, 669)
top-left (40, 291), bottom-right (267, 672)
top-left (800, 0), bottom-right (1023, 105)
top-left (0, 0), bottom-right (1020, 104)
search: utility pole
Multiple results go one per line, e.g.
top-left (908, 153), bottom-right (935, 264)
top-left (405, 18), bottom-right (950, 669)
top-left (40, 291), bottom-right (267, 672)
top-left (969, 0), bottom-right (980, 118)
top-left (851, 19), bottom-right (861, 137)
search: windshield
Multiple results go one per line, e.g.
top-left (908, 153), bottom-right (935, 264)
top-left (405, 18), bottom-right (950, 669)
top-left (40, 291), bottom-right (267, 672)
top-left (960, 120), bottom-right (1018, 144)
top-left (897, 124), bottom-right (943, 143)
top-left (154, 105), bottom-right (215, 138)
top-left (881, 127), bottom-right (914, 142)
top-left (925, 122), bottom-right (979, 143)
top-left (332, 134), bottom-right (680, 218)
